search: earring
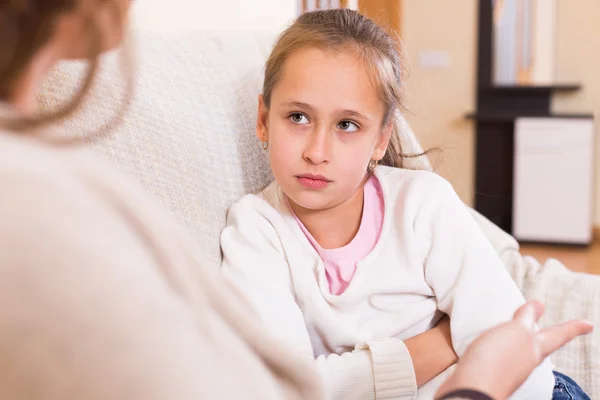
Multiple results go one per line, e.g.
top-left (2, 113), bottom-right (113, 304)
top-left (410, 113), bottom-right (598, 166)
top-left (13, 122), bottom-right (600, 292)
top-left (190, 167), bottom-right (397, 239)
top-left (368, 159), bottom-right (378, 171)
top-left (262, 141), bottom-right (269, 150)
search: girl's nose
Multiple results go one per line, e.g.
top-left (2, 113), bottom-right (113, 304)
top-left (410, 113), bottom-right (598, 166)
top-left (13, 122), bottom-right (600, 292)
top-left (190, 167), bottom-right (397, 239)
top-left (302, 126), bottom-right (331, 165)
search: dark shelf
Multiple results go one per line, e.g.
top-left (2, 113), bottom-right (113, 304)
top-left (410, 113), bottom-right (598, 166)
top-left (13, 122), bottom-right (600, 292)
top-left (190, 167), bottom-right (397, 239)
top-left (465, 112), bottom-right (594, 122)
top-left (480, 84), bottom-right (582, 93)
top-left (470, 1), bottom-right (592, 237)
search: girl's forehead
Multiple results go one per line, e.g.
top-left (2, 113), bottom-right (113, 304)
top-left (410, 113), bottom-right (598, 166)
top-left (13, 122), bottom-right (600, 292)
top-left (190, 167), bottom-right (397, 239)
top-left (274, 47), bottom-right (383, 109)
top-left (282, 47), bottom-right (366, 74)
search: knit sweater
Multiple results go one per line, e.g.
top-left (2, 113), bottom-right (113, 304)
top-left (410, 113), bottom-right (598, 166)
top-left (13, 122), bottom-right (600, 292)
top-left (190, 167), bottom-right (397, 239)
top-left (0, 112), bottom-right (320, 399)
top-left (221, 166), bottom-right (555, 400)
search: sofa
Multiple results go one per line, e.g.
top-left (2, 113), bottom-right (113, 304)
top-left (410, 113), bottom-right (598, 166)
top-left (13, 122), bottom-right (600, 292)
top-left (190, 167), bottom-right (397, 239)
top-left (38, 31), bottom-right (600, 397)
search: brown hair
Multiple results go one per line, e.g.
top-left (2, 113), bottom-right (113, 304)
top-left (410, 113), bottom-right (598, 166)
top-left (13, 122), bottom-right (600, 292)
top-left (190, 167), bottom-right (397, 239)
top-left (0, 0), bottom-right (132, 141)
top-left (263, 9), bottom-right (430, 169)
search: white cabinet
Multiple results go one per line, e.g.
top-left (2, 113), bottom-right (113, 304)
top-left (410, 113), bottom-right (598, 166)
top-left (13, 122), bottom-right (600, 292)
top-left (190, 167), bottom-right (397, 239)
top-left (513, 117), bottom-right (595, 244)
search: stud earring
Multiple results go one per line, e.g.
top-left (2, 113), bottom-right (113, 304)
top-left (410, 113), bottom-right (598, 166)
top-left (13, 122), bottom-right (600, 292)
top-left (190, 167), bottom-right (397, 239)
top-left (368, 159), bottom-right (378, 171)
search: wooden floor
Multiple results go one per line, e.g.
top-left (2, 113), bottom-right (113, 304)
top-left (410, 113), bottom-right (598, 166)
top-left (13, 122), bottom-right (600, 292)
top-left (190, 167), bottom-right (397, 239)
top-left (519, 239), bottom-right (600, 275)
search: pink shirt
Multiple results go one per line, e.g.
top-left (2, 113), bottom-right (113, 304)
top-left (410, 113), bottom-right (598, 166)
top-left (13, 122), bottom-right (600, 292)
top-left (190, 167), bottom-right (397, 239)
top-left (293, 175), bottom-right (385, 295)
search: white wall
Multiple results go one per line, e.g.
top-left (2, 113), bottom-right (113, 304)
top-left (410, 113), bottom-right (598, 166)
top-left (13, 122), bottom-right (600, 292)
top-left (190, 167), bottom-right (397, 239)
top-left (402, 0), bottom-right (477, 205)
top-left (552, 0), bottom-right (600, 227)
top-left (131, 0), bottom-right (297, 32)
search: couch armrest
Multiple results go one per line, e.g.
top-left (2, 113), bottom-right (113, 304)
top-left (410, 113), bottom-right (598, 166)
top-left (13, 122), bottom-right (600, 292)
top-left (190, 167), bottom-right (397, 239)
top-left (520, 257), bottom-right (600, 399)
top-left (467, 208), bottom-right (520, 253)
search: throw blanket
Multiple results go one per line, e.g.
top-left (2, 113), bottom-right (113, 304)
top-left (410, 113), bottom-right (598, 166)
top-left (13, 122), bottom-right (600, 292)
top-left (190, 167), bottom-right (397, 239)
top-left (471, 208), bottom-right (600, 398)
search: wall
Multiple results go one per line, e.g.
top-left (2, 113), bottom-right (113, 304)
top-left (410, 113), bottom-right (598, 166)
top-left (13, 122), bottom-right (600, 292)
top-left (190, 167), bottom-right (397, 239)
top-left (131, 0), bottom-right (297, 32)
top-left (401, 0), bottom-right (477, 206)
top-left (552, 0), bottom-right (600, 227)
top-left (402, 0), bottom-right (600, 227)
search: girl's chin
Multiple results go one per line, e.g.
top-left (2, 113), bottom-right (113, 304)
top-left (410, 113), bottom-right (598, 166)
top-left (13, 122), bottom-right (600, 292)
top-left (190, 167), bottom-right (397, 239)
top-left (286, 191), bottom-right (337, 213)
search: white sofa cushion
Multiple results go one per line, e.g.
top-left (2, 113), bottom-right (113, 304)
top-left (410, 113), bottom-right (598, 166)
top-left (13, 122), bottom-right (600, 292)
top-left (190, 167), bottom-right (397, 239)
top-left (39, 31), bottom-right (278, 266)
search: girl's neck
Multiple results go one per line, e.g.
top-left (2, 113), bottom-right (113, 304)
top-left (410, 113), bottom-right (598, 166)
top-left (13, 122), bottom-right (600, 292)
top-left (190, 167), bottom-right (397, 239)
top-left (290, 182), bottom-right (366, 250)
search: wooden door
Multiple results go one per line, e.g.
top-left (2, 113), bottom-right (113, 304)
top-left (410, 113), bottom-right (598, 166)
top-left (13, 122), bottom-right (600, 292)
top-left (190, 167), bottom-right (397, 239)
top-left (298, 0), bottom-right (402, 36)
top-left (358, 0), bottom-right (402, 34)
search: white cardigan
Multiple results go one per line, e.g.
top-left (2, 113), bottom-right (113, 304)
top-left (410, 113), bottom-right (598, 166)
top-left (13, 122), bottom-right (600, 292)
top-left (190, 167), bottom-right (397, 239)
top-left (221, 166), bottom-right (554, 400)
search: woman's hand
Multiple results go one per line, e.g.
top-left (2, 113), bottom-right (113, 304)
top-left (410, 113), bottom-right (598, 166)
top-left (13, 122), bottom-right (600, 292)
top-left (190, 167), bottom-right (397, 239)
top-left (436, 301), bottom-right (593, 400)
top-left (405, 314), bottom-right (457, 387)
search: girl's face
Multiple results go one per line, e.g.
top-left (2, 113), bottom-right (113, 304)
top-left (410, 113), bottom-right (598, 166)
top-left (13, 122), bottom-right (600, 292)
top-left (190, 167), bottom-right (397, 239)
top-left (257, 47), bottom-right (392, 213)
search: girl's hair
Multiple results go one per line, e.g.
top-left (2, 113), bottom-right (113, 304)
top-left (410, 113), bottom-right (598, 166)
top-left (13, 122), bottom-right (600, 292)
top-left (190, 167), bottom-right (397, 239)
top-left (263, 9), bottom-right (428, 169)
top-left (0, 0), bottom-right (132, 140)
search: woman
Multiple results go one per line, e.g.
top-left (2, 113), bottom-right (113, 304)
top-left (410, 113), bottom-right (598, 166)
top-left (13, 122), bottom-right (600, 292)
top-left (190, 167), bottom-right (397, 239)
top-left (0, 1), bottom-right (591, 399)
top-left (0, 1), bottom-right (318, 399)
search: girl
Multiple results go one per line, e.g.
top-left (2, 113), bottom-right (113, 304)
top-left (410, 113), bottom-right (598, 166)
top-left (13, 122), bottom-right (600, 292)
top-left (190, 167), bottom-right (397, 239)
top-left (220, 9), bottom-right (590, 400)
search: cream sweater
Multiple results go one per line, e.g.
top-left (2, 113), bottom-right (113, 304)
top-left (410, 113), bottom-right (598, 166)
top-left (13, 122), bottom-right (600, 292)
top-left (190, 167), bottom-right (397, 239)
top-left (221, 166), bottom-right (555, 400)
top-left (0, 121), bottom-right (320, 399)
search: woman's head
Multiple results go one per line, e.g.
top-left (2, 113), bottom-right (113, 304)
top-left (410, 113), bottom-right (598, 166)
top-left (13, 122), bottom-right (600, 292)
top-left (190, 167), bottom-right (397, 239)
top-left (0, 0), bottom-right (131, 130)
top-left (257, 9), bottom-right (410, 212)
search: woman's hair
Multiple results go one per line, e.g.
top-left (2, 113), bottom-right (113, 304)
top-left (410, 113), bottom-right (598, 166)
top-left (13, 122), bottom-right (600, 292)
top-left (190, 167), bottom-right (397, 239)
top-left (262, 9), bottom-right (430, 169)
top-left (0, 0), bottom-right (132, 140)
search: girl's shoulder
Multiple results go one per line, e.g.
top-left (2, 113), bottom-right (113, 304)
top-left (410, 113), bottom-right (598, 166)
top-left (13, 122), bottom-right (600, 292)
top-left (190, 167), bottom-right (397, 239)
top-left (375, 166), bottom-right (455, 200)
top-left (376, 167), bottom-right (466, 232)
top-left (226, 180), bottom-right (289, 222)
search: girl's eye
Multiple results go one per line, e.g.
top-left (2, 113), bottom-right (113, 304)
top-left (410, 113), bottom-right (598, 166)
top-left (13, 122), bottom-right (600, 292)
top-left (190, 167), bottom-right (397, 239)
top-left (289, 113), bottom-right (310, 124)
top-left (337, 120), bottom-right (359, 132)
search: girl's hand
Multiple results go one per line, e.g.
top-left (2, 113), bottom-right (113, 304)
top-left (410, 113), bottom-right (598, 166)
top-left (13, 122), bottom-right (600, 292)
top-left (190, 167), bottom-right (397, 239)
top-left (405, 314), bottom-right (457, 387)
top-left (435, 301), bottom-right (593, 400)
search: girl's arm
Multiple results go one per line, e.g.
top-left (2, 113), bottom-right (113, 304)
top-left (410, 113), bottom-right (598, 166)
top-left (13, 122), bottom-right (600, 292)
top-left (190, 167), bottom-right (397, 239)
top-left (417, 176), bottom-right (555, 400)
top-left (221, 196), bottom-right (454, 399)
top-left (405, 315), bottom-right (457, 387)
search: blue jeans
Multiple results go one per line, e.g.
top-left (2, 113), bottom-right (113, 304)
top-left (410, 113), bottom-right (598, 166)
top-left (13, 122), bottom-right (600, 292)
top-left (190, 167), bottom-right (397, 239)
top-left (552, 371), bottom-right (590, 400)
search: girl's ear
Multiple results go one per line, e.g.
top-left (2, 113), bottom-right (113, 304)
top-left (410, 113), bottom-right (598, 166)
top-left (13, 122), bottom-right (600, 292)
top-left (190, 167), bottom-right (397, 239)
top-left (256, 94), bottom-right (269, 142)
top-left (374, 121), bottom-right (394, 161)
